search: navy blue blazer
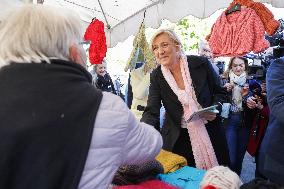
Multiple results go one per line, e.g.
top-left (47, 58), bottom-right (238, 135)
top-left (258, 57), bottom-right (284, 184)
top-left (141, 55), bottom-right (229, 165)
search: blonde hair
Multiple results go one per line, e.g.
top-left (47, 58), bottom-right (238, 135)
top-left (150, 29), bottom-right (185, 56)
top-left (222, 57), bottom-right (249, 79)
top-left (0, 4), bottom-right (83, 67)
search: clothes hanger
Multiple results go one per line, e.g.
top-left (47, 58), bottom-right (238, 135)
top-left (142, 9), bottom-right (146, 24)
top-left (226, 3), bottom-right (241, 15)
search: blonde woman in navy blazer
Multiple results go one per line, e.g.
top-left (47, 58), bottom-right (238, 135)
top-left (141, 29), bottom-right (229, 167)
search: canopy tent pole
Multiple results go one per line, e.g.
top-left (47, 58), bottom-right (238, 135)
top-left (97, 0), bottom-right (111, 29)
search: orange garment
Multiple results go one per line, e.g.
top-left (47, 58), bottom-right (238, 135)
top-left (228, 0), bottom-right (279, 36)
top-left (206, 0), bottom-right (279, 41)
top-left (208, 8), bottom-right (269, 57)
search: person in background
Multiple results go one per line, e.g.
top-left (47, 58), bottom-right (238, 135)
top-left (245, 80), bottom-right (269, 178)
top-left (93, 60), bottom-right (117, 94)
top-left (258, 57), bottom-right (284, 185)
top-left (198, 39), bottom-right (219, 75)
top-left (222, 57), bottom-right (255, 175)
top-left (0, 4), bottom-right (162, 189)
top-left (141, 29), bottom-right (229, 170)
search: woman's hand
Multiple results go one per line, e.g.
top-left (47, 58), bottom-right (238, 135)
top-left (246, 96), bottom-right (257, 109)
top-left (256, 101), bottom-right (264, 110)
top-left (224, 83), bottom-right (233, 92)
top-left (200, 112), bottom-right (217, 121)
top-left (241, 83), bottom-right (249, 97)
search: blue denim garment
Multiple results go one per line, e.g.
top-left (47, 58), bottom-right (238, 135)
top-left (225, 113), bottom-right (250, 175)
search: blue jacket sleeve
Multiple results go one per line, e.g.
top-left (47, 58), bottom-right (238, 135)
top-left (267, 58), bottom-right (284, 123)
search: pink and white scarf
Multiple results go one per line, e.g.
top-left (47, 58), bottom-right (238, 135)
top-left (161, 55), bottom-right (218, 170)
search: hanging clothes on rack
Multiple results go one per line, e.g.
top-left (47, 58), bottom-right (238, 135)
top-left (208, 7), bottom-right (269, 57)
top-left (207, 0), bottom-right (279, 41)
top-left (124, 22), bottom-right (156, 74)
top-left (130, 64), bottom-right (151, 120)
top-left (227, 0), bottom-right (280, 36)
top-left (84, 19), bottom-right (107, 64)
top-left (125, 21), bottom-right (156, 120)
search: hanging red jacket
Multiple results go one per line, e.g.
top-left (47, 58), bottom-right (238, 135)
top-left (84, 19), bottom-right (107, 64)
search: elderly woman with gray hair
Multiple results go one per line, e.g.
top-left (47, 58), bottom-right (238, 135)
top-left (141, 29), bottom-right (229, 169)
top-left (0, 4), bottom-right (162, 189)
top-left (198, 39), bottom-right (220, 75)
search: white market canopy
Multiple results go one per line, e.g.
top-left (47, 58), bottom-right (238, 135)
top-left (2, 0), bottom-right (284, 47)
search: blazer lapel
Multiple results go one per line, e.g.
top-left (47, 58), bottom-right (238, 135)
top-left (187, 56), bottom-right (207, 98)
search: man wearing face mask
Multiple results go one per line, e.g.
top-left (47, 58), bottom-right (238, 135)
top-left (0, 4), bottom-right (162, 189)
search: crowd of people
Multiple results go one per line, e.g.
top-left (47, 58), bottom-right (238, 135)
top-left (0, 3), bottom-right (284, 189)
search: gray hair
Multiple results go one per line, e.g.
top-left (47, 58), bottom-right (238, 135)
top-left (198, 39), bottom-right (208, 52)
top-left (93, 59), bottom-right (107, 71)
top-left (150, 29), bottom-right (185, 56)
top-left (0, 4), bottom-right (83, 67)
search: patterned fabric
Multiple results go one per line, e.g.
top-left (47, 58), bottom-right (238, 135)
top-left (229, 71), bottom-right (247, 112)
top-left (112, 180), bottom-right (178, 189)
top-left (112, 160), bottom-right (164, 185)
top-left (161, 56), bottom-right (218, 170)
top-left (227, 0), bottom-right (279, 36)
top-left (206, 0), bottom-right (279, 40)
top-left (124, 23), bottom-right (156, 74)
top-left (208, 7), bottom-right (269, 57)
top-left (158, 166), bottom-right (206, 189)
top-left (155, 149), bottom-right (187, 173)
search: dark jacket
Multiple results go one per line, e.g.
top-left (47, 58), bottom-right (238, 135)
top-left (0, 59), bottom-right (103, 189)
top-left (258, 57), bottom-right (284, 185)
top-left (221, 77), bottom-right (257, 128)
top-left (96, 73), bottom-right (116, 94)
top-left (141, 55), bottom-right (229, 165)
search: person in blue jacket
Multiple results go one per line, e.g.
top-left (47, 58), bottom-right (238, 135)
top-left (258, 56), bottom-right (284, 185)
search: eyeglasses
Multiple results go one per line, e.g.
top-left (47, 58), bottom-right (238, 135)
top-left (152, 42), bottom-right (174, 53)
top-left (78, 40), bottom-right (91, 50)
top-left (74, 41), bottom-right (89, 66)
top-left (78, 40), bottom-right (91, 45)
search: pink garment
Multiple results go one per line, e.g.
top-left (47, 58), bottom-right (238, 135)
top-left (161, 56), bottom-right (218, 170)
top-left (112, 180), bottom-right (178, 189)
top-left (208, 7), bottom-right (269, 57)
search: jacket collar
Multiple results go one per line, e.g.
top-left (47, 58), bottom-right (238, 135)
top-left (156, 55), bottom-right (208, 103)
top-left (187, 55), bottom-right (207, 69)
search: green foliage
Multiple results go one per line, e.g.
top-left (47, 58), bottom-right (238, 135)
top-left (175, 16), bottom-right (211, 54)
